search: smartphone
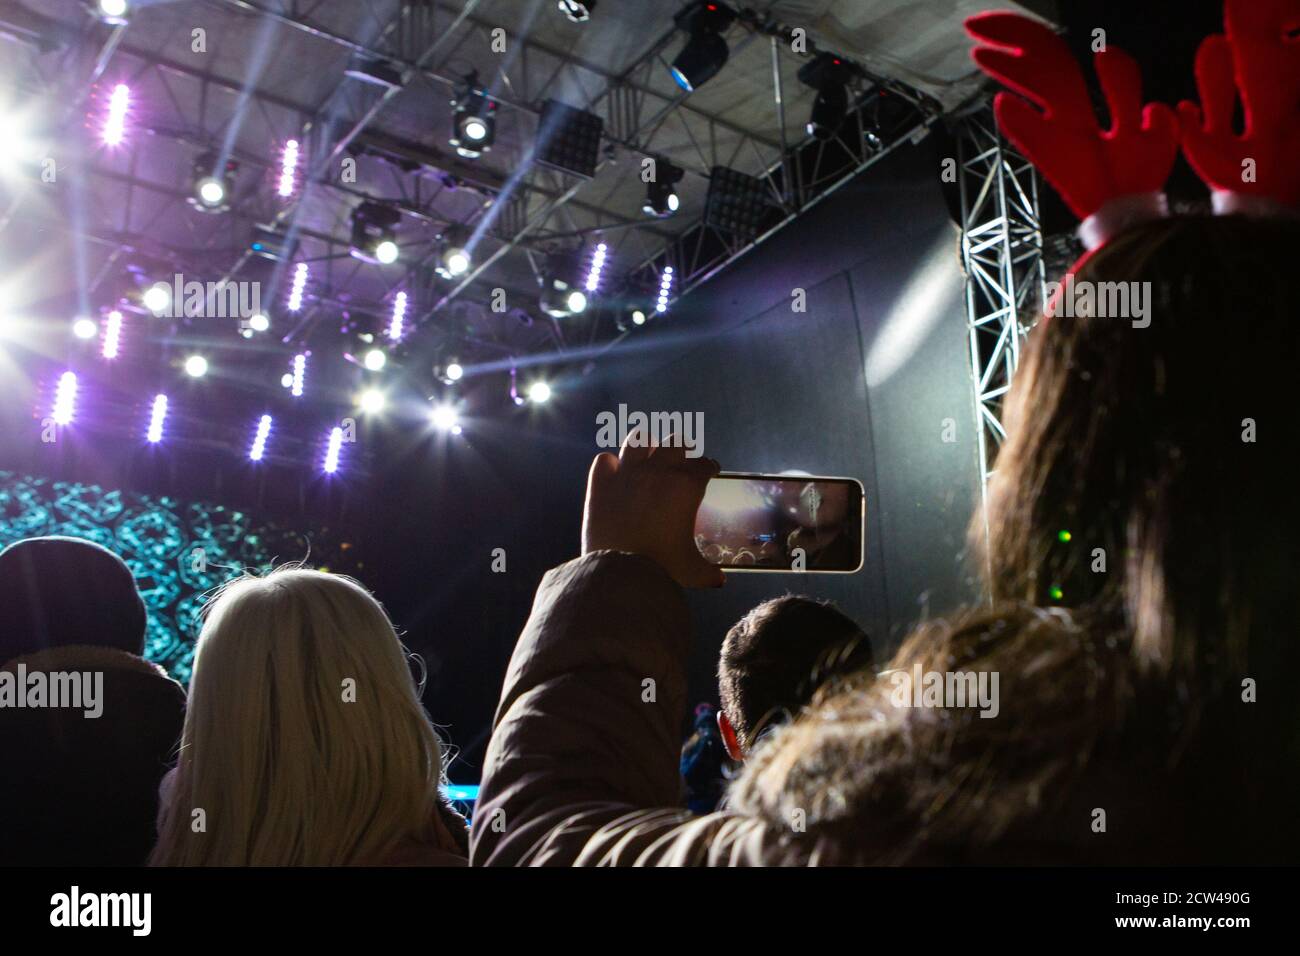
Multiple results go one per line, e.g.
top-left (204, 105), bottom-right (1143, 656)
top-left (694, 472), bottom-right (865, 573)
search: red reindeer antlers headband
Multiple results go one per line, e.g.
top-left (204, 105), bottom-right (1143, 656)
top-left (1180, 0), bottom-right (1300, 212)
top-left (966, 0), bottom-right (1300, 250)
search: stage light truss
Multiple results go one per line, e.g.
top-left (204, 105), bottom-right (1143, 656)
top-left (0, 0), bottom-right (942, 369)
top-left (618, 77), bottom-right (939, 318)
top-left (955, 101), bottom-right (1047, 528)
top-left (425, 29), bottom-right (941, 335)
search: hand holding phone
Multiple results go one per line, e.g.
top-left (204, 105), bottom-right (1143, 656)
top-left (581, 438), bottom-right (724, 588)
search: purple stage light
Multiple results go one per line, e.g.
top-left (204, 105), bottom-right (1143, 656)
top-left (287, 262), bottom-right (309, 312)
top-left (146, 393), bottom-right (168, 443)
top-left (277, 139), bottom-right (300, 198)
top-left (103, 84), bottom-right (130, 146)
top-left (51, 371), bottom-right (77, 425)
top-left (323, 426), bottom-right (344, 474)
top-left (656, 265), bottom-right (673, 313)
top-left (101, 310), bottom-right (122, 359)
top-left (291, 353), bottom-right (306, 397)
top-left (584, 242), bottom-right (608, 293)
top-left (249, 414), bottom-right (272, 461)
top-left (388, 291), bottom-right (407, 341)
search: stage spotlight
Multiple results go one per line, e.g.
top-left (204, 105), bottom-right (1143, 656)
top-left (291, 353), bottom-right (306, 396)
top-left (617, 304), bottom-right (648, 332)
top-left (558, 0), bottom-right (596, 22)
top-left (287, 262), bottom-right (309, 312)
top-left (444, 246), bottom-right (470, 277)
top-left (430, 403), bottom-right (460, 433)
top-left (350, 202), bottom-right (402, 265)
top-left (656, 265), bottom-right (674, 313)
top-left (644, 175), bottom-right (686, 218)
top-left (643, 161), bottom-right (685, 217)
top-left (248, 312), bottom-right (270, 333)
top-left (450, 74), bottom-right (497, 159)
top-left (585, 242), bottom-right (608, 294)
top-left (437, 225), bottom-right (472, 279)
top-left (858, 89), bottom-right (917, 152)
top-left (435, 359), bottom-right (464, 385)
top-left (277, 139), bottom-right (300, 198)
top-left (862, 116), bottom-right (884, 151)
top-left (51, 371), bottom-right (77, 425)
top-left (540, 252), bottom-right (588, 318)
top-left (357, 388), bottom-right (386, 415)
top-left (72, 317), bottom-right (98, 340)
top-left (145, 393), bottom-right (168, 444)
top-left (280, 373), bottom-right (293, 389)
top-left (93, 0), bottom-right (129, 26)
top-left (528, 381), bottom-right (553, 404)
top-left (184, 354), bottom-right (208, 378)
top-left (249, 225), bottom-right (298, 262)
top-left (645, 181), bottom-right (679, 217)
top-left (669, 3), bottom-right (735, 92)
top-left (323, 426), bottom-right (344, 474)
top-left (189, 152), bottom-right (238, 213)
top-left (388, 291), bottom-right (407, 340)
top-left (363, 347), bottom-right (387, 372)
top-left (198, 178), bottom-right (224, 206)
top-left (808, 83), bottom-right (849, 141)
top-left (102, 83), bottom-right (129, 146)
top-left (799, 53), bottom-right (852, 141)
top-left (143, 282), bottom-right (171, 315)
top-left (249, 414), bottom-right (272, 461)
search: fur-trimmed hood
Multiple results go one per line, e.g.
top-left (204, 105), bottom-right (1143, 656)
top-left (1, 644), bottom-right (176, 683)
top-left (0, 642), bottom-right (186, 866)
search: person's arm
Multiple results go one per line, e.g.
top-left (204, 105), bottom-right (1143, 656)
top-left (471, 438), bottom-right (739, 866)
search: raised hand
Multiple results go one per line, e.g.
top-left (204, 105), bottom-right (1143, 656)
top-left (581, 431), bottom-right (724, 589)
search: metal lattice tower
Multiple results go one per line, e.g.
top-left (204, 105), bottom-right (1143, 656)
top-left (957, 101), bottom-right (1047, 519)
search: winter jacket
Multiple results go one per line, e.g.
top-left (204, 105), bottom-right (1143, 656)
top-left (0, 645), bottom-right (185, 866)
top-left (471, 551), bottom-right (1296, 866)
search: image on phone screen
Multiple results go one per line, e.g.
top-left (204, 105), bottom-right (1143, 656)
top-left (694, 473), bottom-right (865, 573)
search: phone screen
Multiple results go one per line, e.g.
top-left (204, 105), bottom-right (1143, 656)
top-left (694, 473), bottom-right (865, 572)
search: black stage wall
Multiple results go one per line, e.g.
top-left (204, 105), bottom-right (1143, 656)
top-left (597, 134), bottom-right (983, 706)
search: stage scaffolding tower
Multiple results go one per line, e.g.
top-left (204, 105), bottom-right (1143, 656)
top-left (957, 100), bottom-right (1047, 550)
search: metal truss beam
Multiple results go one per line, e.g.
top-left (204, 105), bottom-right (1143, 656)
top-left (210, 0), bottom-right (783, 155)
top-left (956, 100), bottom-right (1046, 528)
top-left (417, 13), bottom-right (937, 326)
top-left (0, 23), bottom-right (672, 304)
top-left (619, 89), bottom-right (940, 317)
top-left (4, 0), bottom-right (948, 376)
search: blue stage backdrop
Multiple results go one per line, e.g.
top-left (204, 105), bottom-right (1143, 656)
top-left (0, 470), bottom-right (350, 682)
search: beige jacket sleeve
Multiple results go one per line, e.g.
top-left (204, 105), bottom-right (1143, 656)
top-left (470, 551), bottom-right (776, 866)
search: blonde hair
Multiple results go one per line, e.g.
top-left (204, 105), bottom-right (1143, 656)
top-left (150, 566), bottom-right (446, 866)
